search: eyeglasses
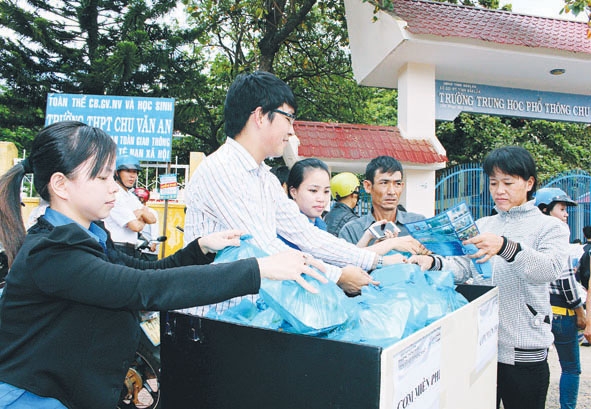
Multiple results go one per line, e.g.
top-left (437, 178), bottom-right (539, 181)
top-left (352, 190), bottom-right (360, 196)
top-left (272, 109), bottom-right (296, 126)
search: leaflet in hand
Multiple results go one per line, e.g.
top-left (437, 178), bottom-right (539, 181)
top-left (405, 202), bottom-right (491, 279)
top-left (405, 202), bottom-right (479, 256)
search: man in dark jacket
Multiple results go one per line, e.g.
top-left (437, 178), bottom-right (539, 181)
top-left (324, 172), bottom-right (360, 236)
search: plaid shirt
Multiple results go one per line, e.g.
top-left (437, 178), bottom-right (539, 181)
top-left (549, 254), bottom-right (584, 309)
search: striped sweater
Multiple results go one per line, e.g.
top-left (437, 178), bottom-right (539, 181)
top-left (436, 201), bottom-right (570, 365)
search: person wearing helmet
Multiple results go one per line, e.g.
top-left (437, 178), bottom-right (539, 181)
top-left (104, 154), bottom-right (156, 256)
top-left (324, 172), bottom-right (361, 236)
top-left (535, 187), bottom-right (585, 409)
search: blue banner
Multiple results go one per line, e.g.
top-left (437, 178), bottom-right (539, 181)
top-left (436, 81), bottom-right (591, 123)
top-left (45, 93), bottom-right (175, 162)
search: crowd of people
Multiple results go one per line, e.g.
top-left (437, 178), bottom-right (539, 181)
top-left (0, 70), bottom-right (588, 409)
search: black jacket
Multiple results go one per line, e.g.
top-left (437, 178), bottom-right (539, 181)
top-left (324, 202), bottom-right (358, 236)
top-left (0, 217), bottom-right (260, 409)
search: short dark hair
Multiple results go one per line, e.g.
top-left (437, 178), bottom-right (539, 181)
top-left (583, 226), bottom-right (591, 240)
top-left (224, 71), bottom-right (297, 139)
top-left (483, 146), bottom-right (538, 201)
top-left (270, 165), bottom-right (290, 186)
top-left (286, 158), bottom-right (329, 199)
top-left (365, 156), bottom-right (404, 183)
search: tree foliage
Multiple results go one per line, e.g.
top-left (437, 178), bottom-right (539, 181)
top-left (0, 0), bottom-right (589, 184)
top-left (437, 114), bottom-right (591, 181)
top-left (0, 0), bottom-right (203, 152)
top-left (562, 0), bottom-right (591, 37)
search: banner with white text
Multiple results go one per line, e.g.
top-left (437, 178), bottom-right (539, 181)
top-left (436, 81), bottom-right (591, 123)
top-left (45, 93), bottom-right (175, 162)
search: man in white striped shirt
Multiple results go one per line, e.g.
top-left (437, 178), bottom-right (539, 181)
top-left (184, 71), bottom-right (404, 316)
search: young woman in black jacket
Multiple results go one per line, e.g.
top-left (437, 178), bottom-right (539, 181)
top-left (0, 121), bottom-right (325, 409)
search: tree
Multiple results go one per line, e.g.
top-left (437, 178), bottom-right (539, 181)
top-left (176, 0), bottom-right (398, 151)
top-left (0, 0), bottom-right (203, 152)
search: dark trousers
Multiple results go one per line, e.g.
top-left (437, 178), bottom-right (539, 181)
top-left (496, 360), bottom-right (549, 409)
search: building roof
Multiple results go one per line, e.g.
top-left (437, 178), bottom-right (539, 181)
top-left (344, 0), bottom-right (591, 95)
top-left (389, 0), bottom-right (591, 55)
top-left (292, 120), bottom-right (447, 165)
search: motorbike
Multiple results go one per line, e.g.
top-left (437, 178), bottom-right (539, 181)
top-left (118, 234), bottom-right (166, 409)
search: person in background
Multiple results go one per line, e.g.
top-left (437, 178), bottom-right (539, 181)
top-left (104, 155), bottom-right (156, 256)
top-left (585, 288), bottom-right (591, 345)
top-left (324, 172), bottom-right (360, 236)
top-left (270, 165), bottom-right (289, 195)
top-left (279, 158), bottom-right (331, 248)
top-left (410, 146), bottom-right (569, 409)
top-left (535, 187), bottom-right (585, 409)
top-left (339, 155), bottom-right (429, 255)
top-left (577, 225), bottom-right (591, 290)
top-left (0, 121), bottom-right (326, 409)
top-left (184, 71), bottom-right (406, 312)
top-left (580, 226), bottom-right (591, 347)
top-left (133, 187), bottom-right (160, 261)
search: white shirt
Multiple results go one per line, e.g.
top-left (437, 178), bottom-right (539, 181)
top-left (183, 138), bottom-right (376, 315)
top-left (104, 185), bottom-right (144, 244)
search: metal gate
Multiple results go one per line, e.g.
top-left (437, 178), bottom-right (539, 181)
top-left (435, 163), bottom-right (494, 221)
top-left (435, 165), bottom-right (591, 242)
top-left (541, 170), bottom-right (591, 242)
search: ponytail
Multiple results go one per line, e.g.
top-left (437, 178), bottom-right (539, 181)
top-left (0, 161), bottom-right (28, 267)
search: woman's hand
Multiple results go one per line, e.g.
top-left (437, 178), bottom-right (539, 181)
top-left (257, 251), bottom-right (328, 293)
top-left (463, 232), bottom-right (504, 263)
top-left (198, 230), bottom-right (245, 254)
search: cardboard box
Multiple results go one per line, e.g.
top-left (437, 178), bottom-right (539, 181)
top-left (160, 285), bottom-right (498, 409)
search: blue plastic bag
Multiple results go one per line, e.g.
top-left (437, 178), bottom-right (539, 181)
top-left (213, 234), bottom-right (269, 263)
top-left (259, 271), bottom-right (350, 335)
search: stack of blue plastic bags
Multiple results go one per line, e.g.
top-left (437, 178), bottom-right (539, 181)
top-left (207, 236), bottom-right (468, 347)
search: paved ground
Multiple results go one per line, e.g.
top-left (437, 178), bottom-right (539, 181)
top-left (546, 342), bottom-right (591, 409)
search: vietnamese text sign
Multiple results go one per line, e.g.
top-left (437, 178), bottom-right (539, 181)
top-left (45, 93), bottom-right (175, 162)
top-left (392, 328), bottom-right (442, 409)
top-left (436, 80), bottom-right (591, 123)
top-left (159, 173), bottom-right (178, 200)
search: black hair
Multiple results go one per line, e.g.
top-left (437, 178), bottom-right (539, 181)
top-left (224, 71), bottom-right (297, 139)
top-left (537, 202), bottom-right (558, 215)
top-left (365, 156), bottom-right (404, 184)
top-left (583, 226), bottom-right (591, 240)
top-left (286, 158), bottom-right (329, 200)
top-left (270, 165), bottom-right (290, 187)
top-left (0, 121), bottom-right (117, 267)
top-left (482, 146), bottom-right (538, 201)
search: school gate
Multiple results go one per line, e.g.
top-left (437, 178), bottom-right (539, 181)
top-left (435, 164), bottom-right (591, 242)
